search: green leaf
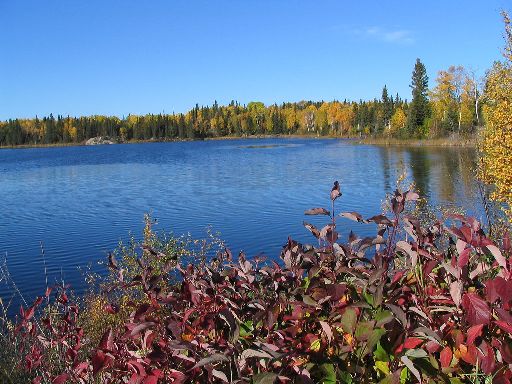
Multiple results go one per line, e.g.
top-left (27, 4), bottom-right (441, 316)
top-left (375, 310), bottom-right (394, 326)
top-left (358, 328), bottom-right (385, 357)
top-left (341, 308), bottom-right (357, 334)
top-left (252, 372), bottom-right (277, 384)
top-left (367, 328), bottom-right (386, 351)
top-left (374, 342), bottom-right (389, 362)
top-left (363, 290), bottom-right (375, 307)
top-left (240, 320), bottom-right (254, 337)
top-left (378, 375), bottom-right (395, 384)
top-left (303, 295), bottom-right (318, 306)
top-left (339, 371), bottom-right (353, 384)
top-left (401, 356), bottom-right (421, 383)
top-left (310, 338), bottom-right (321, 352)
top-left (400, 367), bottom-right (408, 384)
top-left (375, 361), bottom-right (390, 375)
top-left (355, 321), bottom-right (374, 340)
top-left (405, 348), bottom-right (428, 358)
top-left (319, 363), bottom-right (336, 384)
top-left (414, 357), bottom-right (440, 377)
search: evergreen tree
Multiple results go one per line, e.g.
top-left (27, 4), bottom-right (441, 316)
top-left (407, 58), bottom-right (430, 137)
top-left (381, 85), bottom-right (393, 130)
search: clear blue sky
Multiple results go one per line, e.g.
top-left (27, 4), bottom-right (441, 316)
top-left (0, 0), bottom-right (508, 120)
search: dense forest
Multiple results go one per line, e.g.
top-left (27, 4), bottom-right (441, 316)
top-left (0, 60), bottom-right (483, 146)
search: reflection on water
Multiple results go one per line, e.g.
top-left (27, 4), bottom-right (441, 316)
top-left (0, 139), bottom-right (483, 311)
top-left (237, 144), bottom-right (302, 149)
top-left (377, 145), bottom-right (479, 212)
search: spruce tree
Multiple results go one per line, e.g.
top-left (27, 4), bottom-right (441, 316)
top-left (381, 85), bottom-right (393, 131)
top-left (407, 58), bottom-right (430, 137)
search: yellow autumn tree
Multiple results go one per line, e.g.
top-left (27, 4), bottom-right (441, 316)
top-left (390, 107), bottom-right (406, 135)
top-left (481, 11), bottom-right (512, 218)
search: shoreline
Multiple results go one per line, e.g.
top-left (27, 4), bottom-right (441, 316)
top-left (358, 136), bottom-right (478, 148)
top-left (0, 134), bottom-right (348, 150)
top-left (0, 134), bottom-right (478, 150)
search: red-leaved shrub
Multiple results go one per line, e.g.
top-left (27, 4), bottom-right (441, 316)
top-left (13, 182), bottom-right (512, 383)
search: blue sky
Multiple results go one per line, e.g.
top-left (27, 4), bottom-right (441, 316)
top-left (0, 1), bottom-right (508, 120)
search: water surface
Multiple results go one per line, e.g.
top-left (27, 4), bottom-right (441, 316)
top-left (0, 138), bottom-right (482, 306)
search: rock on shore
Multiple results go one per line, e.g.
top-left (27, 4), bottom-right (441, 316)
top-left (85, 136), bottom-right (117, 145)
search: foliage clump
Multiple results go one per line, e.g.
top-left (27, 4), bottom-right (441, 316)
top-left (480, 12), bottom-right (512, 219)
top-left (4, 182), bottom-right (512, 383)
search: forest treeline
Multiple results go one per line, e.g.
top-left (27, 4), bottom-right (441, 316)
top-left (0, 61), bottom-right (483, 146)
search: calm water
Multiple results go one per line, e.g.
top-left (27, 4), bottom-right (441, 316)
top-left (0, 138), bottom-right (482, 307)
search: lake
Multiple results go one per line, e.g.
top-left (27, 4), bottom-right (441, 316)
top-left (0, 138), bottom-right (483, 309)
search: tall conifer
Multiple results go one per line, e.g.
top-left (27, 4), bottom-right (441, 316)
top-left (407, 58), bottom-right (430, 136)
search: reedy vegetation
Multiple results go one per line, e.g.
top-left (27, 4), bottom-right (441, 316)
top-left (3, 181), bottom-right (512, 384)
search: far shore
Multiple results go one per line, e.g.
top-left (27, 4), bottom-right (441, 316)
top-left (0, 133), bottom-right (478, 150)
top-left (0, 134), bottom-right (344, 150)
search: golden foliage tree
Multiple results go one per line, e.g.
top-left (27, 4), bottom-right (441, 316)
top-left (481, 11), bottom-right (512, 217)
top-left (390, 107), bottom-right (406, 134)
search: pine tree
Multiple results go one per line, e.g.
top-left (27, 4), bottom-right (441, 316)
top-left (381, 85), bottom-right (393, 131)
top-left (407, 58), bottom-right (430, 137)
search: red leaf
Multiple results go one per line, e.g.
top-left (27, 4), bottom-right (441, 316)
top-left (24, 305), bottom-right (36, 321)
top-left (330, 180), bottom-right (341, 201)
top-left (459, 344), bottom-right (478, 365)
top-left (504, 231), bottom-right (511, 253)
top-left (104, 303), bottom-right (119, 314)
top-left (98, 328), bottom-right (113, 351)
top-left (466, 324), bottom-right (484, 345)
top-left (479, 342), bottom-right (496, 375)
top-left (147, 347), bottom-right (167, 362)
top-left (450, 281), bottom-right (463, 307)
top-left (91, 350), bottom-right (111, 376)
top-left (405, 190), bottom-right (420, 201)
top-left (403, 337), bottom-right (423, 349)
top-left (168, 370), bottom-right (187, 384)
top-left (494, 375), bottom-right (511, 384)
top-left (33, 296), bottom-right (43, 307)
top-left (461, 293), bottom-right (490, 326)
top-left (319, 225), bottom-right (338, 243)
top-left (485, 244), bottom-right (508, 271)
top-left (367, 214), bottom-right (392, 226)
top-left (128, 360), bottom-right (146, 376)
top-left (495, 320), bottom-right (512, 334)
top-left (58, 293), bottom-right (68, 304)
top-left (497, 308), bottom-right (512, 323)
top-left (52, 373), bottom-right (69, 384)
top-left (391, 270), bottom-right (406, 285)
top-left (108, 252), bottom-right (118, 269)
top-left (425, 340), bottom-right (441, 354)
top-left (130, 322), bottom-right (155, 337)
top-left (304, 208), bottom-right (330, 216)
top-left (143, 376), bottom-right (158, 384)
top-left (73, 362), bottom-right (89, 375)
top-left (134, 303), bottom-right (152, 321)
top-left (339, 212), bottom-right (364, 222)
top-left (486, 277), bottom-right (512, 304)
top-left (440, 346), bottom-right (452, 368)
top-left (303, 222), bottom-right (320, 239)
top-left (458, 248), bottom-right (471, 268)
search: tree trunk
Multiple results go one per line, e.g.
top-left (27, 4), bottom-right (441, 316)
top-left (458, 108), bottom-right (462, 133)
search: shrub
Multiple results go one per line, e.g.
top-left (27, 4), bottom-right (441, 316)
top-left (8, 181), bottom-right (512, 383)
top-left (481, 11), bottom-right (512, 219)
